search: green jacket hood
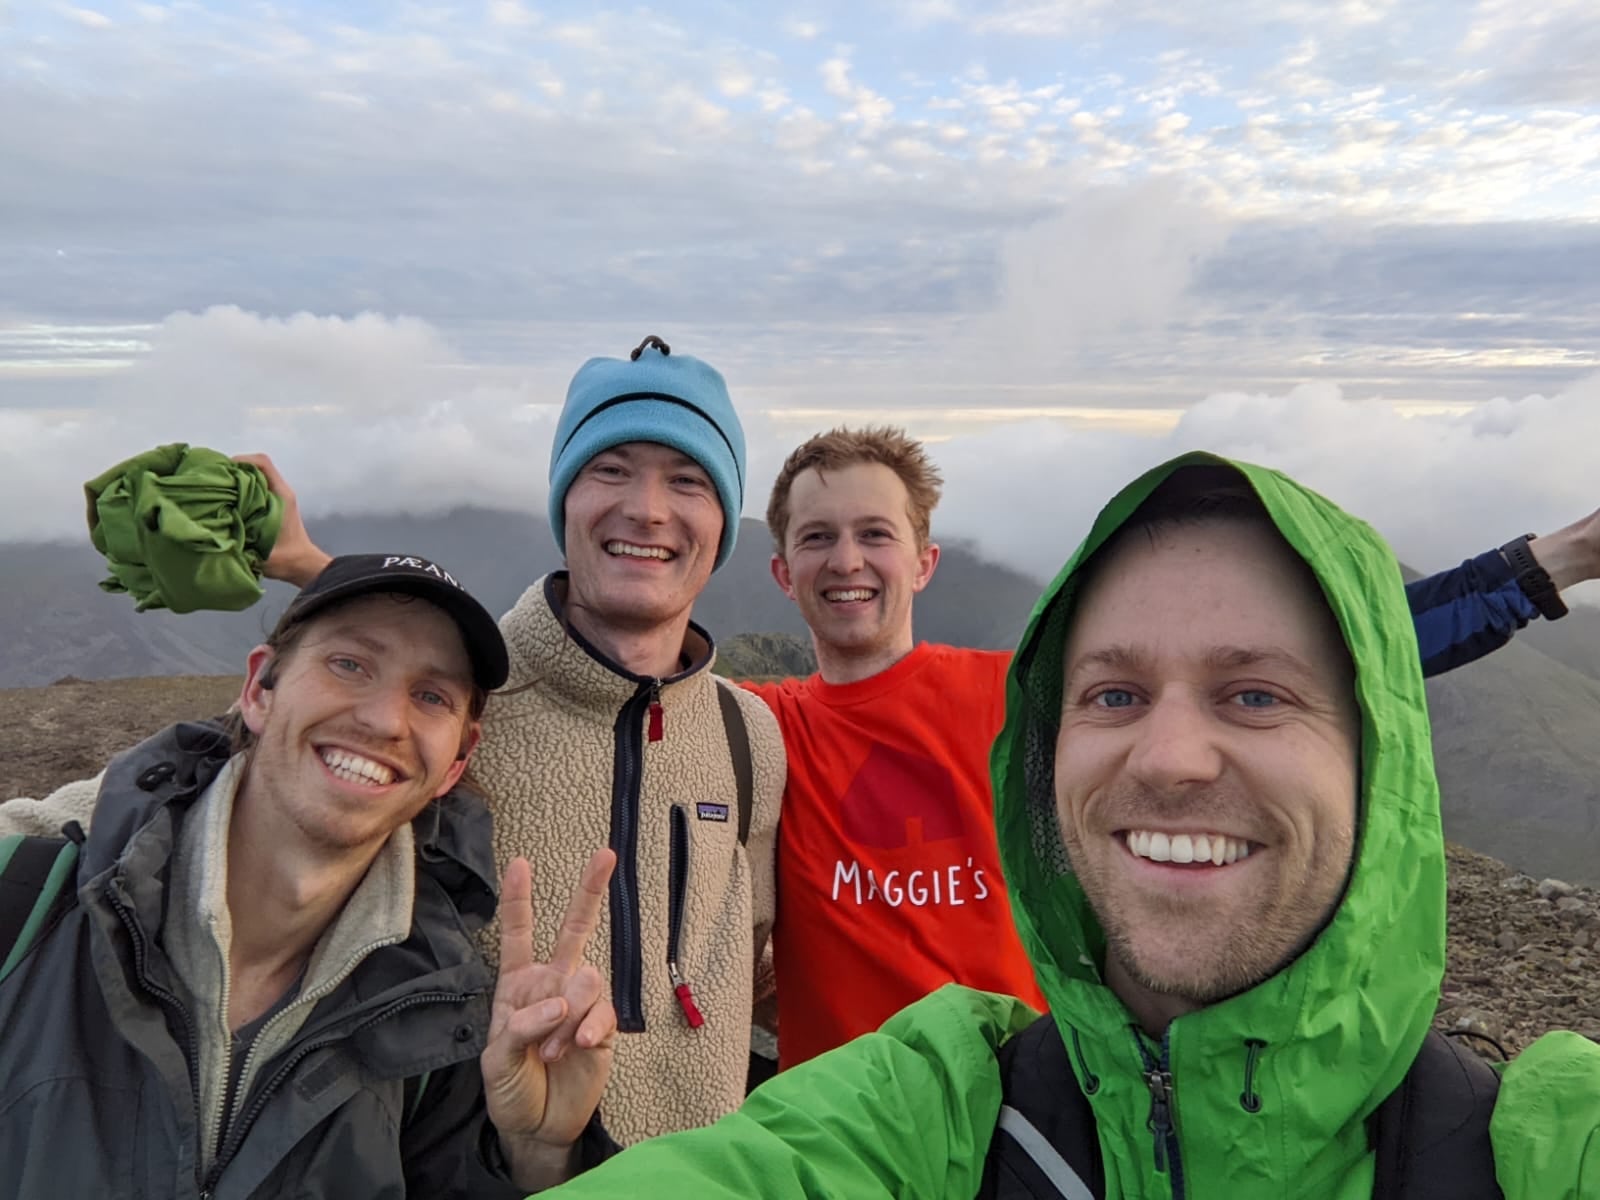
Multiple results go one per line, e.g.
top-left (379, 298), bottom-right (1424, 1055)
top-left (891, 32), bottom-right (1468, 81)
top-left (992, 451), bottom-right (1446, 1192)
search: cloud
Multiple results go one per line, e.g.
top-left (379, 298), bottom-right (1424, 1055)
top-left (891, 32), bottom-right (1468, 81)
top-left (966, 179), bottom-right (1235, 358)
top-left (0, 307), bottom-right (561, 541)
top-left (3, 0), bottom-right (1598, 547)
top-left (931, 375), bottom-right (1600, 605)
top-left (11, 305), bottom-right (1600, 630)
top-left (60, 6), bottom-right (112, 29)
top-left (1459, 0), bottom-right (1600, 104)
top-left (819, 55), bottom-right (895, 132)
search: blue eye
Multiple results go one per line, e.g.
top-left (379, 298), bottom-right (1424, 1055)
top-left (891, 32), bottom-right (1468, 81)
top-left (1094, 689), bottom-right (1138, 709)
top-left (1235, 690), bottom-right (1278, 708)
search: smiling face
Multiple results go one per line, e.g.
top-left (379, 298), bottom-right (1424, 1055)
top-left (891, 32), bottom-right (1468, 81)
top-left (1054, 517), bottom-right (1361, 1009)
top-left (770, 462), bottom-right (939, 678)
top-left (562, 440), bottom-right (724, 636)
top-left (237, 593), bottom-right (481, 856)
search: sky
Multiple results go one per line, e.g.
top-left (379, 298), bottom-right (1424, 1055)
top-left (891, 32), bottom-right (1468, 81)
top-left (3, 0), bottom-right (1599, 590)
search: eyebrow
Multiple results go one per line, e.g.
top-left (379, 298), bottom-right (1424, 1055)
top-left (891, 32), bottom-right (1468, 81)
top-left (792, 513), bottom-right (899, 535)
top-left (1065, 643), bottom-right (1320, 686)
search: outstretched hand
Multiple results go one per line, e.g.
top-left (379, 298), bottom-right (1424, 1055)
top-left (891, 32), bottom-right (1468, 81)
top-left (232, 452), bottom-right (333, 587)
top-left (482, 849), bottom-right (618, 1186)
top-left (1533, 504), bottom-right (1600, 592)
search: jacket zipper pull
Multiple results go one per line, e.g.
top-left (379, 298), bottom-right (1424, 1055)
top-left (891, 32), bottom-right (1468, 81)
top-left (1144, 1067), bottom-right (1175, 1173)
top-left (668, 961), bottom-right (704, 1028)
top-left (648, 680), bottom-right (664, 743)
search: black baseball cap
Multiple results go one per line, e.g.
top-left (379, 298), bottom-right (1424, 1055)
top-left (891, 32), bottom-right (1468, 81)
top-left (284, 554), bottom-right (509, 690)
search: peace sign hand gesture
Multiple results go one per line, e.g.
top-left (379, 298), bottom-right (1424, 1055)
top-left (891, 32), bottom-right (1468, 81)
top-left (481, 849), bottom-right (618, 1189)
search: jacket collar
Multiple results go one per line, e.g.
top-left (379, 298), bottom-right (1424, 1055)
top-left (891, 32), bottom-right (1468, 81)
top-left (495, 571), bottom-right (716, 718)
top-left (83, 719), bottom-right (500, 966)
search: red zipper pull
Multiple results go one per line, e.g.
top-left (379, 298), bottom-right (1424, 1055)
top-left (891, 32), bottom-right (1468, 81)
top-left (647, 680), bottom-right (664, 742)
top-left (669, 962), bottom-right (704, 1028)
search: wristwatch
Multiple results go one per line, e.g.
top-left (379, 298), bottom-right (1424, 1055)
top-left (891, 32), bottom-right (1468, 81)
top-left (1500, 534), bottom-right (1569, 621)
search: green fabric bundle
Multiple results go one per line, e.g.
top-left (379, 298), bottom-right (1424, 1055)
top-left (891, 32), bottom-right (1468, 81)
top-left (84, 443), bottom-right (284, 613)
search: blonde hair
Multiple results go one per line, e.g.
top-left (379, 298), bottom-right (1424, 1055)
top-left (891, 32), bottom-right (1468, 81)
top-left (766, 426), bottom-right (944, 551)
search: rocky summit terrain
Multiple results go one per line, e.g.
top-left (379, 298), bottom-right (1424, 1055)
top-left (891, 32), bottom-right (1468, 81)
top-left (1442, 846), bottom-right (1600, 1055)
top-left (3, 674), bottom-right (1595, 1059)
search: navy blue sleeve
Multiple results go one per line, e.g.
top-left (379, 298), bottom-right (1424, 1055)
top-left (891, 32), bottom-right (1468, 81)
top-left (1406, 549), bottom-right (1540, 678)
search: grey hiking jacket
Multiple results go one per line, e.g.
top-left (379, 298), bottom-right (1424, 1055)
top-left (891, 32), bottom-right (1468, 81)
top-left (0, 720), bottom-right (535, 1200)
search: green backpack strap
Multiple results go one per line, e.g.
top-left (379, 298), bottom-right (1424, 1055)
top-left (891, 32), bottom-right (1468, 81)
top-left (0, 832), bottom-right (82, 984)
top-left (402, 1070), bottom-right (433, 1125)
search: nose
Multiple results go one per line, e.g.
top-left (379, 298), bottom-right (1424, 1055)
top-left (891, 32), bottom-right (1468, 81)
top-left (1125, 688), bottom-right (1225, 792)
top-left (826, 534), bottom-right (865, 575)
top-left (352, 681), bottom-right (411, 740)
top-left (619, 470), bottom-right (671, 526)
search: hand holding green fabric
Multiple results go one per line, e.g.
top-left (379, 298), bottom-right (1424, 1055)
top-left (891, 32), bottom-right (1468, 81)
top-left (84, 443), bottom-right (284, 613)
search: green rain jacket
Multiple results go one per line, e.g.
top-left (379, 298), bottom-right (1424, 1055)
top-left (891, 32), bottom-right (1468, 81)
top-left (547, 452), bottom-right (1600, 1200)
top-left (85, 443), bottom-right (282, 612)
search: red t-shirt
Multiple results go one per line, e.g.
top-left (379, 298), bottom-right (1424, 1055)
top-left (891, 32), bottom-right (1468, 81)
top-left (746, 643), bottom-right (1047, 1067)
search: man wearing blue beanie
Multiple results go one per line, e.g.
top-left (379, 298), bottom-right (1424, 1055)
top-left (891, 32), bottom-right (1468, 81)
top-left (247, 335), bottom-right (786, 1148)
top-left (548, 334), bottom-right (747, 570)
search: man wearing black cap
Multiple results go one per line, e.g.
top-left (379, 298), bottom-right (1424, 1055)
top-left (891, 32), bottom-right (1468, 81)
top-left (0, 555), bottom-right (621, 1198)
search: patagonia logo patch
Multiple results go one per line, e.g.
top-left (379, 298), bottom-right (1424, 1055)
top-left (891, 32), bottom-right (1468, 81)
top-left (696, 802), bottom-right (730, 823)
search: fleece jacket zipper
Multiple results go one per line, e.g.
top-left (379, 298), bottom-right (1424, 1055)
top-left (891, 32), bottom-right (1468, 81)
top-left (608, 682), bottom-right (654, 1032)
top-left (666, 804), bottom-right (704, 1027)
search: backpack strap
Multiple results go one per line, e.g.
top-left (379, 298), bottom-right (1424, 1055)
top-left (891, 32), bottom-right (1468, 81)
top-left (715, 682), bottom-right (754, 847)
top-left (980, 1015), bottom-right (1104, 1199)
top-left (0, 833), bottom-right (81, 984)
top-left (1370, 1029), bottom-right (1504, 1200)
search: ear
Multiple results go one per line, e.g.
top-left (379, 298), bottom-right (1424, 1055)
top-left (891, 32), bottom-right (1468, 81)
top-left (437, 721), bottom-right (483, 798)
top-left (912, 541), bottom-right (941, 593)
top-left (770, 552), bottom-right (798, 600)
top-left (238, 646), bottom-right (278, 737)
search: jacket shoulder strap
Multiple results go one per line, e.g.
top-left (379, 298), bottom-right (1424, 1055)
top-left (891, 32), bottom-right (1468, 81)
top-left (1371, 1029), bottom-right (1504, 1200)
top-left (0, 832), bottom-right (81, 984)
top-left (980, 1015), bottom-right (1103, 1200)
top-left (714, 682), bottom-right (754, 847)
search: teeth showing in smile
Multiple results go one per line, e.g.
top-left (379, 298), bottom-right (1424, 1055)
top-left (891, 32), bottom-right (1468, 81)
top-left (320, 748), bottom-right (396, 787)
top-left (1125, 830), bottom-right (1253, 866)
top-left (824, 588), bottom-right (876, 602)
top-left (606, 541), bottom-right (674, 560)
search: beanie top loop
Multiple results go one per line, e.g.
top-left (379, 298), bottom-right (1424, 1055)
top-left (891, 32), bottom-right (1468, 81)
top-left (631, 334), bottom-right (671, 361)
top-left (548, 338), bottom-right (746, 570)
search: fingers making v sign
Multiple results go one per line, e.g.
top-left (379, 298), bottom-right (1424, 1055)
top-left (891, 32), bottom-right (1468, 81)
top-left (481, 848), bottom-right (618, 1186)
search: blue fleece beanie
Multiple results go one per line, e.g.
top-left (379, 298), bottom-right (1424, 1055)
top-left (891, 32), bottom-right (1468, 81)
top-left (548, 337), bottom-right (746, 570)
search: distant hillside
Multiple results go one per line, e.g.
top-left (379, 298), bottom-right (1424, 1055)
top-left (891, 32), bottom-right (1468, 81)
top-left (0, 510), bottom-right (1040, 688)
top-left (712, 632), bottom-right (817, 680)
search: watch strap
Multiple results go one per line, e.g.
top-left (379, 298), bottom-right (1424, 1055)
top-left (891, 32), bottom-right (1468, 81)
top-left (1500, 533), bottom-right (1569, 621)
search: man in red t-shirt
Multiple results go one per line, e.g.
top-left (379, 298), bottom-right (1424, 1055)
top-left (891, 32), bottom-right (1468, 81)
top-left (742, 428), bottom-right (1046, 1068)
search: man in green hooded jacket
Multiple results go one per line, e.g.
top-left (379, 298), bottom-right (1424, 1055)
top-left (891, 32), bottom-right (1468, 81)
top-left (544, 452), bottom-right (1600, 1199)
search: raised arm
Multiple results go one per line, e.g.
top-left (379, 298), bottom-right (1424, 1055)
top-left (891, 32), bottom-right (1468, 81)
top-left (1406, 506), bottom-right (1600, 678)
top-left (233, 453), bottom-right (334, 587)
top-left (548, 985), bottom-right (1037, 1200)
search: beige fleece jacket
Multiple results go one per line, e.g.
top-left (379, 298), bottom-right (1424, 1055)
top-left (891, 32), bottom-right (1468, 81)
top-left (473, 576), bottom-right (784, 1145)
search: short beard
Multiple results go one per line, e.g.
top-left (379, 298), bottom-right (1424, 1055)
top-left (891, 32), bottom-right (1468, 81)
top-left (1062, 786), bottom-right (1354, 1005)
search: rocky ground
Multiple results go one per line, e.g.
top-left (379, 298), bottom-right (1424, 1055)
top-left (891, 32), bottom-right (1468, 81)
top-left (3, 675), bottom-right (1596, 1059)
top-left (1439, 844), bottom-right (1600, 1056)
